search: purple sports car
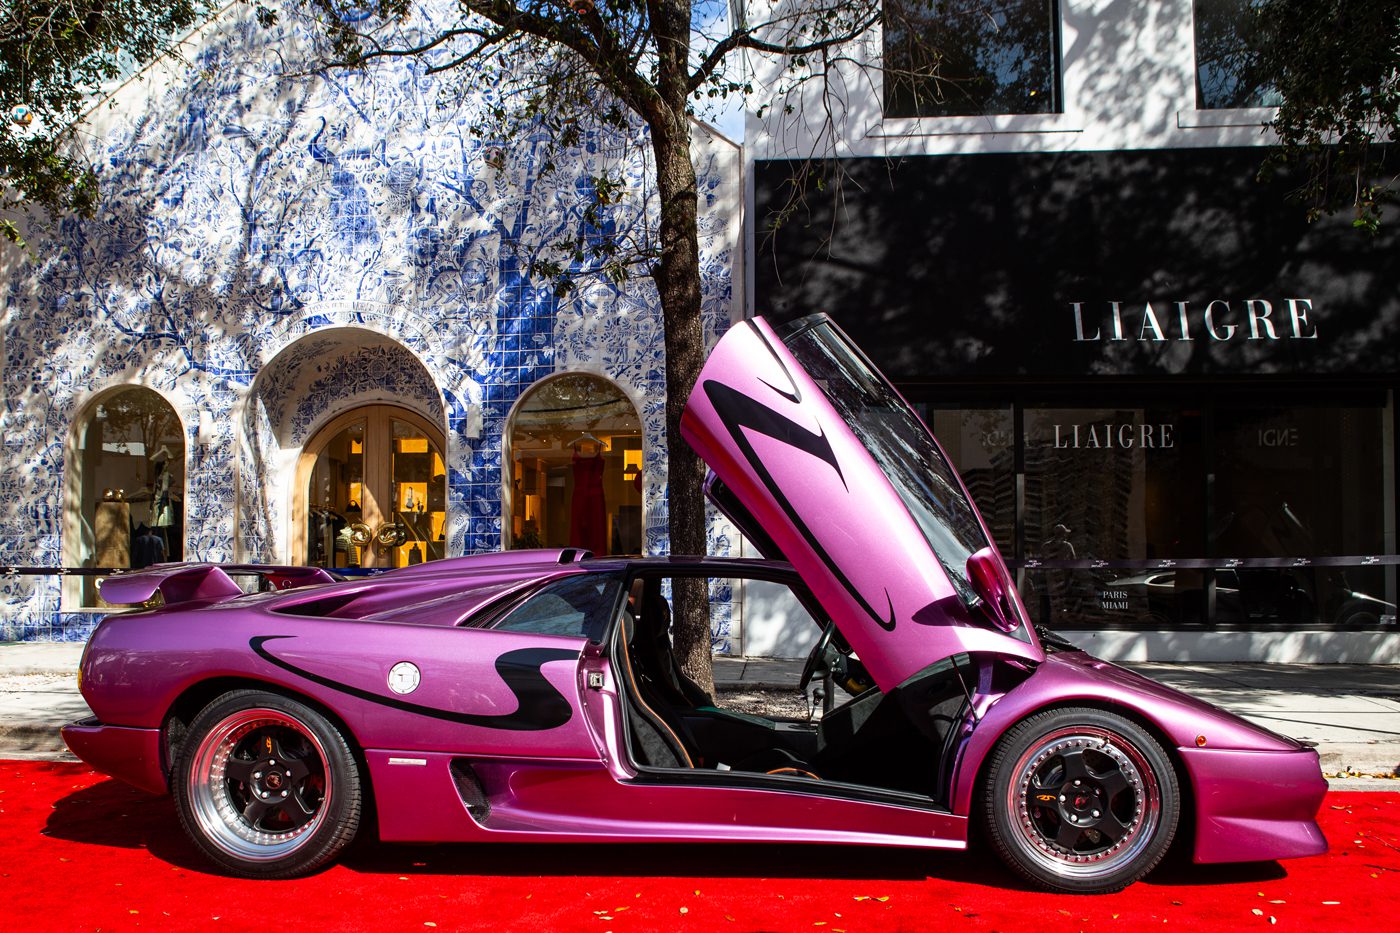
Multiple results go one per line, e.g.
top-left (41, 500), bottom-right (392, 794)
top-left (63, 314), bottom-right (1327, 892)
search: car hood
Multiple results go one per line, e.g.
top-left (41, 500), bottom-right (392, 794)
top-left (681, 315), bottom-right (1043, 690)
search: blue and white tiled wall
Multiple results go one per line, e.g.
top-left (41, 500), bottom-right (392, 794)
top-left (0, 3), bottom-right (741, 644)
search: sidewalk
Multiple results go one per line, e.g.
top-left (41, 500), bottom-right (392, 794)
top-left (3, 643), bottom-right (1396, 786)
top-left (0, 643), bottom-right (93, 760)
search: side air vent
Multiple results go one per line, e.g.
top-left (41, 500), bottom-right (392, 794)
top-left (558, 548), bottom-right (592, 563)
top-left (449, 759), bottom-right (491, 823)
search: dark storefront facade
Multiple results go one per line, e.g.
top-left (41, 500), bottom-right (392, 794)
top-left (754, 147), bottom-right (1399, 659)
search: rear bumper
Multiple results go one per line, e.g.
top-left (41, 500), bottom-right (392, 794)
top-left (1180, 744), bottom-right (1328, 863)
top-left (61, 718), bottom-right (167, 796)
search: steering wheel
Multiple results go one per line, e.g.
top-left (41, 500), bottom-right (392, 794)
top-left (800, 620), bottom-right (838, 691)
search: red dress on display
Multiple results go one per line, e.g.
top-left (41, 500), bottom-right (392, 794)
top-left (569, 450), bottom-right (607, 555)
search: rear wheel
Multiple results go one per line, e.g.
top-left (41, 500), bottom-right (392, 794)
top-left (983, 707), bottom-right (1179, 893)
top-left (173, 690), bottom-right (362, 878)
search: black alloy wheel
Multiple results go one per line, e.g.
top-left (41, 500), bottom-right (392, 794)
top-left (173, 690), bottom-right (362, 878)
top-left (983, 706), bottom-right (1180, 893)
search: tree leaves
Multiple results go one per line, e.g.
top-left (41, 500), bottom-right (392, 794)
top-left (0, 0), bottom-right (221, 243)
top-left (1253, 0), bottom-right (1400, 231)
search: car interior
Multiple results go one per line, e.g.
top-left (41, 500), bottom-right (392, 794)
top-left (612, 571), bottom-right (972, 809)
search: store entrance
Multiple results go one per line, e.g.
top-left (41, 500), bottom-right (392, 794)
top-left (296, 405), bottom-right (447, 570)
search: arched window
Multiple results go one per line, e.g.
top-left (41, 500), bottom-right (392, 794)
top-left (65, 387), bottom-right (185, 607)
top-left (507, 374), bottom-right (643, 555)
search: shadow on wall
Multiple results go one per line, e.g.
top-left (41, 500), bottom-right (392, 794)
top-left (741, 578), bottom-right (822, 659)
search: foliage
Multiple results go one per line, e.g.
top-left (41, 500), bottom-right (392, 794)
top-left (1253, 0), bottom-right (1400, 231)
top-left (304, 0), bottom-right (890, 694)
top-left (0, 1), bottom-right (242, 245)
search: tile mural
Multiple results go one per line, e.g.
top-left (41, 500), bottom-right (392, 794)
top-left (0, 3), bottom-right (741, 645)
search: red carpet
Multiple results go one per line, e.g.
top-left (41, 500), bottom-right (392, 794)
top-left (1, 760), bottom-right (1396, 931)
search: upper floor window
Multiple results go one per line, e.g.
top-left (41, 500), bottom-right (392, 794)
top-left (1193, 0), bottom-right (1281, 109)
top-left (884, 0), bottom-right (1062, 118)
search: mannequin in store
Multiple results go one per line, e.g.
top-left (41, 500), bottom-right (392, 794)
top-left (309, 507), bottom-right (347, 565)
top-left (148, 458), bottom-right (181, 559)
top-left (569, 437), bottom-right (607, 555)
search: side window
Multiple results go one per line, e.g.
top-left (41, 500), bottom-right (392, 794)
top-left (884, 0), bottom-right (1062, 118)
top-left (492, 573), bottom-right (622, 640)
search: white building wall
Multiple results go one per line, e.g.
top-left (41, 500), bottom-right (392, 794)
top-left (735, 1), bottom-right (1397, 663)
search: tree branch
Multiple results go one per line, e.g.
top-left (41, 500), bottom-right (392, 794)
top-left (688, 7), bottom-right (881, 95)
top-left (460, 0), bottom-right (664, 122)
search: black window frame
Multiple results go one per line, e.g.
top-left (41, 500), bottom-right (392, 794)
top-left (1192, 0), bottom-right (1281, 110)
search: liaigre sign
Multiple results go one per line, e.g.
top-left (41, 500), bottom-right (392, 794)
top-left (756, 146), bottom-right (1399, 379)
top-left (1070, 299), bottom-right (1318, 344)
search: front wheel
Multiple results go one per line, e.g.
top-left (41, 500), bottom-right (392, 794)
top-left (982, 707), bottom-right (1179, 893)
top-left (173, 690), bottom-right (362, 878)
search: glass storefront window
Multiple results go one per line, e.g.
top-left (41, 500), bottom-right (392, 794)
top-left (306, 420), bottom-right (366, 569)
top-left (301, 406), bottom-right (447, 570)
top-left (389, 419), bottom-right (447, 567)
top-left (68, 387), bottom-right (185, 607)
top-left (923, 393), bottom-right (1395, 630)
top-left (508, 374), bottom-right (643, 556)
top-left (927, 407), bottom-right (1016, 554)
top-left (884, 0), bottom-right (1062, 118)
top-left (1212, 403), bottom-right (1393, 626)
top-left (1022, 406), bottom-right (1205, 626)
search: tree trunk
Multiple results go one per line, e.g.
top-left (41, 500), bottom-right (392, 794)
top-left (650, 114), bottom-right (714, 698)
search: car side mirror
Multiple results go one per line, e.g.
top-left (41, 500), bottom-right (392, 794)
top-left (967, 546), bottom-right (1019, 634)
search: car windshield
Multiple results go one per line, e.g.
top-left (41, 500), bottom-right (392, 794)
top-left (779, 315), bottom-right (988, 607)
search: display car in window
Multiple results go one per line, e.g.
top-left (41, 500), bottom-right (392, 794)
top-left (64, 315), bottom-right (1327, 893)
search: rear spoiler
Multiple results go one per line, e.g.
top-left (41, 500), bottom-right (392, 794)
top-left (376, 548), bottom-right (593, 578)
top-left (98, 563), bottom-right (338, 607)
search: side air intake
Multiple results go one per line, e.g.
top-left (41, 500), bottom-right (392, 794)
top-left (449, 759), bottom-right (491, 823)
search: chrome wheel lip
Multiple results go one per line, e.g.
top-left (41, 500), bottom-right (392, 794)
top-left (187, 708), bottom-right (332, 863)
top-left (1005, 725), bottom-right (1161, 881)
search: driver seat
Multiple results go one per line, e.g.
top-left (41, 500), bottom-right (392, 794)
top-left (616, 583), bottom-right (822, 779)
top-left (630, 577), bottom-right (713, 708)
top-left (617, 608), bottom-right (697, 769)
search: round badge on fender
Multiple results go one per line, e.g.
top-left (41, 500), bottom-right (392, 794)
top-left (387, 662), bottom-right (421, 695)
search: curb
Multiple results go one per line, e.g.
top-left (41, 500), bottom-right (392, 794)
top-left (0, 723), bottom-right (73, 760)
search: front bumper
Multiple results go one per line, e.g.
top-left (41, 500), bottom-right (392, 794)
top-left (61, 718), bottom-right (168, 796)
top-left (1180, 744), bottom-right (1328, 863)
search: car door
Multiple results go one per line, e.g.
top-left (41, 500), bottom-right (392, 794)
top-left (681, 315), bottom-right (1043, 691)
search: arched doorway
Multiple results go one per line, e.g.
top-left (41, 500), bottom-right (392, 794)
top-left (294, 405), bottom-right (447, 570)
top-left (240, 327), bottom-right (447, 567)
top-left (507, 374), bottom-right (642, 555)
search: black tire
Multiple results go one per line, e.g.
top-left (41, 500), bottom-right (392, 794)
top-left (172, 690), bottom-right (362, 878)
top-left (982, 706), bottom-right (1179, 893)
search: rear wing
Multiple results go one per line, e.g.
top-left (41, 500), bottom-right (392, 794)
top-left (98, 563), bottom-right (338, 607)
top-left (375, 548), bottom-right (592, 578)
